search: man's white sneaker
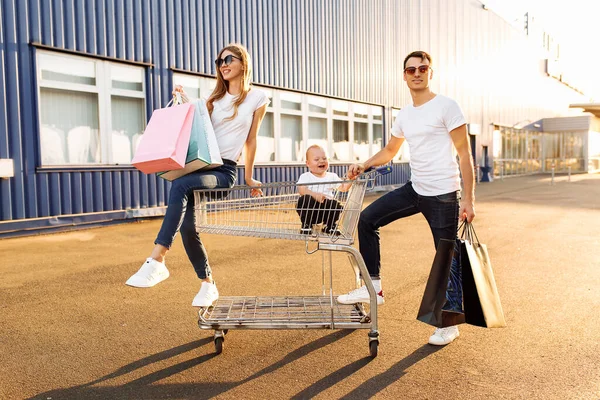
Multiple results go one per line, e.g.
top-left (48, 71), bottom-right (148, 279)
top-left (428, 326), bottom-right (460, 346)
top-left (126, 258), bottom-right (169, 288)
top-left (192, 282), bottom-right (219, 307)
top-left (336, 285), bottom-right (385, 305)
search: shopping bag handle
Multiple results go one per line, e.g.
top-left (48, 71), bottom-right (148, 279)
top-left (458, 220), bottom-right (480, 245)
top-left (164, 92), bottom-right (184, 108)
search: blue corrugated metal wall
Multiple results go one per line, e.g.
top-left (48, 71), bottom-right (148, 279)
top-left (0, 0), bottom-right (587, 236)
top-left (0, 0), bottom-right (412, 233)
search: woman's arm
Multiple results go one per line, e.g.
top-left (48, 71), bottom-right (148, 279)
top-left (244, 104), bottom-right (267, 193)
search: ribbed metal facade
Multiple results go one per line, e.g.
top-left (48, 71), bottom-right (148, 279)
top-left (0, 0), bottom-right (587, 236)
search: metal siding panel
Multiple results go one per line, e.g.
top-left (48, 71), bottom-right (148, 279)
top-left (95, 0), bottom-right (106, 55)
top-left (105, 0), bottom-right (116, 57)
top-left (74, 0), bottom-right (85, 51)
top-left (114, 0), bottom-right (124, 59)
top-left (111, 172), bottom-right (121, 210)
top-left (49, 173), bottom-right (61, 215)
top-left (0, 1), bottom-right (11, 220)
top-left (35, 174), bottom-right (50, 217)
top-left (82, 172), bottom-right (93, 212)
top-left (40, 0), bottom-right (52, 44)
top-left (61, 172), bottom-right (72, 214)
top-left (71, 172), bottom-right (83, 214)
top-left (51, 0), bottom-right (63, 47)
top-left (173, 0), bottom-right (183, 69)
top-left (84, 0), bottom-right (96, 53)
top-left (4, 0), bottom-right (26, 219)
top-left (16, 0), bottom-right (38, 218)
top-left (122, 171), bottom-right (131, 209)
top-left (28, 0), bottom-right (41, 44)
top-left (63, 0), bottom-right (75, 49)
top-left (131, 171), bottom-right (140, 209)
top-left (92, 172), bottom-right (103, 211)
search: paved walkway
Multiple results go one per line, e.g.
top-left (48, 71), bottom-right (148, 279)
top-left (1, 173), bottom-right (599, 399)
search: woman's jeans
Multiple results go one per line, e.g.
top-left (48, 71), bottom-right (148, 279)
top-left (358, 181), bottom-right (463, 311)
top-left (155, 163), bottom-right (237, 279)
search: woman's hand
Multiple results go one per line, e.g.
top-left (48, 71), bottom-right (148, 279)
top-left (172, 85), bottom-right (189, 103)
top-left (246, 178), bottom-right (263, 197)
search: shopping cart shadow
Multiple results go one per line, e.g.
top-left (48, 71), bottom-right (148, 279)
top-left (28, 330), bottom-right (356, 399)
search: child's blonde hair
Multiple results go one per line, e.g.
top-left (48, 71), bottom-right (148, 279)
top-left (305, 144), bottom-right (327, 160)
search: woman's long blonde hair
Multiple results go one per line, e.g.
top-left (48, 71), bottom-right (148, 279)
top-left (207, 43), bottom-right (252, 121)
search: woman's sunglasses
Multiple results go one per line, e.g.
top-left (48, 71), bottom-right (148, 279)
top-left (404, 65), bottom-right (431, 75)
top-left (215, 54), bottom-right (241, 68)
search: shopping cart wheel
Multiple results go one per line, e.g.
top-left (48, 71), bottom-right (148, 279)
top-left (214, 337), bottom-right (224, 354)
top-left (369, 339), bottom-right (379, 357)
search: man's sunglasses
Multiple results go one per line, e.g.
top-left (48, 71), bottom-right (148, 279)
top-left (215, 54), bottom-right (241, 68)
top-left (404, 65), bottom-right (431, 75)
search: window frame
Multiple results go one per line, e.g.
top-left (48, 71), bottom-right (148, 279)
top-left (35, 49), bottom-right (147, 167)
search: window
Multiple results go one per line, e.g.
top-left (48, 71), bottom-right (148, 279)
top-left (171, 72), bottom-right (385, 164)
top-left (37, 51), bottom-right (146, 166)
top-left (257, 112), bottom-right (275, 162)
top-left (173, 73), bottom-right (217, 102)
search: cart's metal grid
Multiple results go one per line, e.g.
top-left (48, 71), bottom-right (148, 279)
top-left (193, 168), bottom-right (388, 354)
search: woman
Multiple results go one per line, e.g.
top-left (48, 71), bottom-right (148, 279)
top-left (126, 44), bottom-right (269, 307)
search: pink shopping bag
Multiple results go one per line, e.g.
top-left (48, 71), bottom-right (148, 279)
top-left (132, 102), bottom-right (194, 174)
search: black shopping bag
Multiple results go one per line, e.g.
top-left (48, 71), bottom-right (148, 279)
top-left (461, 222), bottom-right (507, 328)
top-left (416, 238), bottom-right (465, 328)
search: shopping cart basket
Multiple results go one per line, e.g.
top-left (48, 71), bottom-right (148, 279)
top-left (194, 166), bottom-right (392, 357)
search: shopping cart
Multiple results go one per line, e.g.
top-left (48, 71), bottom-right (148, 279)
top-left (194, 166), bottom-right (392, 357)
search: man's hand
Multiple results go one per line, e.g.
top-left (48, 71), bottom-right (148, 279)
top-left (347, 163), bottom-right (365, 180)
top-left (246, 178), bottom-right (263, 197)
top-left (459, 199), bottom-right (476, 222)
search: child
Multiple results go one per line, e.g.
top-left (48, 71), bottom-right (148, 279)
top-left (296, 145), bottom-right (351, 234)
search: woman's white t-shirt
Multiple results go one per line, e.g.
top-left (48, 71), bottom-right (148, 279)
top-left (296, 171), bottom-right (342, 199)
top-left (210, 88), bottom-right (270, 161)
top-left (391, 94), bottom-right (466, 196)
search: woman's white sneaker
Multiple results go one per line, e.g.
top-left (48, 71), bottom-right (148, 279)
top-left (336, 285), bottom-right (385, 305)
top-left (125, 258), bottom-right (170, 288)
top-left (192, 282), bottom-right (219, 307)
top-left (428, 326), bottom-right (460, 346)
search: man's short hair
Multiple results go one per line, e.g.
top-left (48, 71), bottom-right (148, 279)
top-left (403, 51), bottom-right (432, 69)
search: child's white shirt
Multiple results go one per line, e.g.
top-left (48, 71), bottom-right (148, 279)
top-left (297, 172), bottom-right (342, 198)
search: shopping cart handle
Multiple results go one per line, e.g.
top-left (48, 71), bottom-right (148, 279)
top-left (364, 166), bottom-right (393, 175)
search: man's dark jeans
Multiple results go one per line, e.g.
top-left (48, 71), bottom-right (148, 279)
top-left (358, 181), bottom-right (462, 311)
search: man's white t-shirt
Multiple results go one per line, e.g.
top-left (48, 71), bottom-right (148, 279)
top-left (297, 172), bottom-right (342, 199)
top-left (391, 94), bottom-right (466, 196)
top-left (210, 88), bottom-right (270, 161)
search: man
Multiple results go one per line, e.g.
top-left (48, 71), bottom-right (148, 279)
top-left (337, 51), bottom-right (476, 346)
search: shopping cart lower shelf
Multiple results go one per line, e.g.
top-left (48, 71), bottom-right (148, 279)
top-left (198, 295), bottom-right (370, 329)
top-left (194, 167), bottom-right (392, 357)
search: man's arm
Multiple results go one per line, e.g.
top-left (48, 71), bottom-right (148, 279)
top-left (450, 124), bottom-right (476, 222)
top-left (348, 136), bottom-right (405, 179)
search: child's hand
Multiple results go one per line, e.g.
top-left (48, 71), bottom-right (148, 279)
top-left (311, 193), bottom-right (326, 203)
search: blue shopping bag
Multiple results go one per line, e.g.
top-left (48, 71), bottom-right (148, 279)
top-left (158, 100), bottom-right (223, 181)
